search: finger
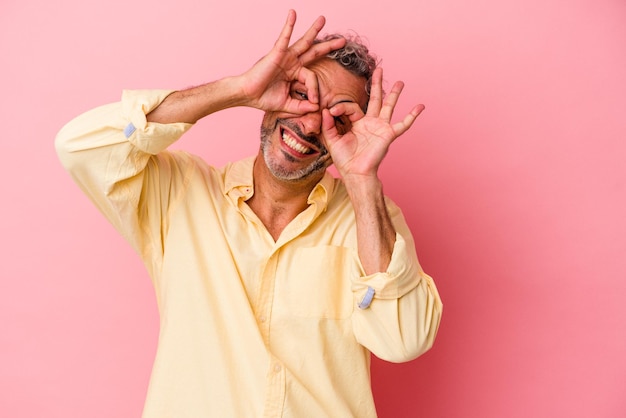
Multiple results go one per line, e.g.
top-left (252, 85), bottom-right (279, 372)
top-left (289, 15), bottom-right (326, 56)
top-left (366, 67), bottom-right (384, 116)
top-left (329, 102), bottom-right (365, 123)
top-left (288, 99), bottom-right (320, 115)
top-left (379, 80), bottom-right (405, 121)
top-left (274, 10), bottom-right (297, 52)
top-left (298, 37), bottom-right (347, 64)
top-left (392, 104), bottom-right (425, 138)
top-left (296, 67), bottom-right (320, 104)
top-left (321, 109), bottom-right (340, 145)
top-left (282, 91), bottom-right (320, 114)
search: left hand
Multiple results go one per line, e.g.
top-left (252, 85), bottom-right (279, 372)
top-left (321, 67), bottom-right (425, 182)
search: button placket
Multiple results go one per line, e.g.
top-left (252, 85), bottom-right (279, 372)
top-left (257, 252), bottom-right (278, 346)
top-left (262, 355), bottom-right (286, 417)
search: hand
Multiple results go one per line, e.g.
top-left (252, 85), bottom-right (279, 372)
top-left (321, 67), bottom-right (425, 182)
top-left (239, 10), bottom-right (346, 114)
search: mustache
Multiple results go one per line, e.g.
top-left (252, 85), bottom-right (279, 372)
top-left (275, 118), bottom-right (327, 154)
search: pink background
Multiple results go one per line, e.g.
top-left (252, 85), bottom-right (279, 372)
top-left (2, 0), bottom-right (625, 417)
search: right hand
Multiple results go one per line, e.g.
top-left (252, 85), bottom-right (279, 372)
top-left (238, 10), bottom-right (346, 115)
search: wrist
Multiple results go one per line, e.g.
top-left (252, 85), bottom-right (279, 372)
top-left (146, 77), bottom-right (249, 124)
top-left (228, 75), bottom-right (258, 108)
top-left (343, 174), bottom-right (383, 192)
top-left (342, 175), bottom-right (385, 204)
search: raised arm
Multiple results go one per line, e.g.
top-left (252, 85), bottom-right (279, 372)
top-left (147, 10), bottom-right (346, 124)
top-left (321, 67), bottom-right (424, 274)
top-left (321, 67), bottom-right (440, 361)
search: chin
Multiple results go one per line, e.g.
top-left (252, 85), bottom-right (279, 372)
top-left (263, 149), bottom-right (329, 183)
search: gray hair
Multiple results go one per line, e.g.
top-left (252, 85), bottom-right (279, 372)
top-left (315, 33), bottom-right (379, 97)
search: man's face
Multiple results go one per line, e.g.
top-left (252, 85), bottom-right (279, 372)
top-left (259, 58), bottom-right (368, 183)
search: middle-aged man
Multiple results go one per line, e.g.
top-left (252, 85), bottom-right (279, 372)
top-left (56, 10), bottom-right (442, 418)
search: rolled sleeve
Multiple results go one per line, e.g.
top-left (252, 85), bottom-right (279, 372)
top-left (351, 231), bottom-right (442, 362)
top-left (121, 89), bottom-right (191, 154)
top-left (352, 233), bottom-right (421, 307)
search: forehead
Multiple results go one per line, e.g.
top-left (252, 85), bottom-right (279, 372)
top-left (305, 58), bottom-right (368, 109)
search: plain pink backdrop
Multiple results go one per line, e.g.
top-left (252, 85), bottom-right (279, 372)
top-left (2, 0), bottom-right (625, 417)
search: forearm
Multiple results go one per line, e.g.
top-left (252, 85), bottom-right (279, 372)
top-left (344, 176), bottom-right (396, 275)
top-left (342, 177), bottom-right (443, 360)
top-left (347, 199), bottom-right (443, 362)
top-left (146, 76), bottom-right (248, 124)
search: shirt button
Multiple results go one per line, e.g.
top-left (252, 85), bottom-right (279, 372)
top-left (273, 364), bottom-right (282, 373)
top-left (259, 315), bottom-right (267, 323)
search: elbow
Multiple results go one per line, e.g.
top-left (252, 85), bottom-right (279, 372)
top-left (407, 302), bottom-right (443, 362)
top-left (371, 341), bottom-right (433, 364)
top-left (54, 119), bottom-right (99, 174)
top-left (400, 325), bottom-right (439, 363)
top-left (402, 278), bottom-right (444, 361)
top-left (381, 327), bottom-right (440, 364)
top-left (352, 279), bottom-right (443, 363)
top-left (379, 300), bottom-right (443, 364)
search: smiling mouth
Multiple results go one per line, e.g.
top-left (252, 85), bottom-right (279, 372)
top-left (281, 129), bottom-right (315, 155)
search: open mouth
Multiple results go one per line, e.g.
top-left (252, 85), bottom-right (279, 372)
top-left (281, 128), bottom-right (316, 155)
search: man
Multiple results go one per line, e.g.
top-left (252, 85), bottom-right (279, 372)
top-left (56, 10), bottom-right (442, 418)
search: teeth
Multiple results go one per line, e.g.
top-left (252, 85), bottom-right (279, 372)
top-left (282, 132), bottom-right (311, 154)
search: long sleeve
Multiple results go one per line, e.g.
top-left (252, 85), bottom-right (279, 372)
top-left (351, 201), bottom-right (443, 363)
top-left (55, 89), bottom-right (439, 416)
top-left (55, 90), bottom-right (194, 265)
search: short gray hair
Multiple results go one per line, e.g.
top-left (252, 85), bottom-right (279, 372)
top-left (315, 33), bottom-right (379, 97)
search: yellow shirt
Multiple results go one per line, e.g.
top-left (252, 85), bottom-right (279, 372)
top-left (55, 90), bottom-right (442, 418)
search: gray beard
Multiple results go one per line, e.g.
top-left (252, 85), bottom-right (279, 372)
top-left (259, 118), bottom-right (330, 182)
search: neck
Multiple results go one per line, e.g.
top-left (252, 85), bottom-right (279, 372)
top-left (246, 156), bottom-right (324, 241)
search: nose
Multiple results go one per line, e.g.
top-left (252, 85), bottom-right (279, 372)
top-left (298, 110), bottom-right (323, 136)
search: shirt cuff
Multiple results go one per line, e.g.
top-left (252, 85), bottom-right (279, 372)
top-left (352, 233), bottom-right (422, 308)
top-left (121, 89), bottom-right (194, 154)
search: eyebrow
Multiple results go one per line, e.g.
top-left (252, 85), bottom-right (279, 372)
top-left (329, 98), bottom-right (357, 108)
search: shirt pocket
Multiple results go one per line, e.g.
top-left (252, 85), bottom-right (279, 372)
top-left (278, 245), bottom-right (356, 320)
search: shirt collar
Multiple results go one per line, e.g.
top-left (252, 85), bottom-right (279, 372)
top-left (224, 156), bottom-right (255, 201)
top-left (224, 156), bottom-right (335, 211)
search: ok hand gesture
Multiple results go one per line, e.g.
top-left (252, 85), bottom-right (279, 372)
top-left (321, 67), bottom-right (425, 183)
top-left (240, 10), bottom-right (345, 115)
